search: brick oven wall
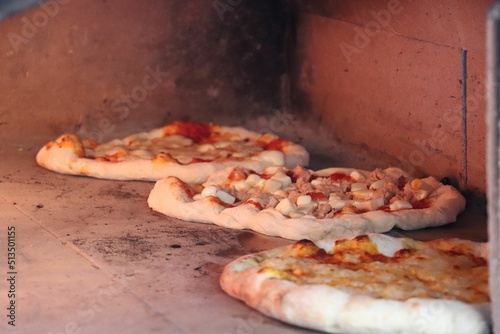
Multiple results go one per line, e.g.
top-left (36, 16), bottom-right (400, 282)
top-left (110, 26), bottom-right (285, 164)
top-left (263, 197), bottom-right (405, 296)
top-left (290, 0), bottom-right (492, 195)
top-left (0, 0), bottom-right (286, 143)
top-left (0, 0), bottom-right (492, 196)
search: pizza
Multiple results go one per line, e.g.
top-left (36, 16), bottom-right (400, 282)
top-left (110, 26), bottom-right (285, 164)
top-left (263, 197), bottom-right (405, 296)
top-left (220, 234), bottom-right (490, 334)
top-left (36, 121), bottom-right (309, 183)
top-left (147, 165), bottom-right (466, 240)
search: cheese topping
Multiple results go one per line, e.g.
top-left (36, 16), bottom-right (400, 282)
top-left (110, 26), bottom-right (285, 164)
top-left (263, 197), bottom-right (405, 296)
top-left (77, 121), bottom-right (293, 164)
top-left (258, 236), bottom-right (489, 304)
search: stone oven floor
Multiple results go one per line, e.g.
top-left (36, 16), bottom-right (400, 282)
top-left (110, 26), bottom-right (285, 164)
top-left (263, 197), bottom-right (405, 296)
top-left (0, 135), bottom-right (488, 334)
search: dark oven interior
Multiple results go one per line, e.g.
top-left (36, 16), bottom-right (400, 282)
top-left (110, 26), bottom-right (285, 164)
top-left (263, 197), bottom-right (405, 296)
top-left (0, 0), bottom-right (497, 333)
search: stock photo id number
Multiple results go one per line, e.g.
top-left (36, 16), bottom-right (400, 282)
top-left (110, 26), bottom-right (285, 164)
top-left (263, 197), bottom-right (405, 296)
top-left (5, 226), bottom-right (17, 327)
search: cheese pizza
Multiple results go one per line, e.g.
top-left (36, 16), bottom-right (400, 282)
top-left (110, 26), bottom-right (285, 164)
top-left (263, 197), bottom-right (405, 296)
top-left (220, 234), bottom-right (490, 334)
top-left (36, 121), bottom-right (309, 183)
top-left (148, 165), bottom-right (466, 240)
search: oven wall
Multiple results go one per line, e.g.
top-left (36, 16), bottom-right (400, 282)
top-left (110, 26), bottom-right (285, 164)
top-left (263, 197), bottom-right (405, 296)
top-left (0, 0), bottom-right (286, 143)
top-left (1, 0), bottom-right (492, 196)
top-left (290, 0), bottom-right (492, 195)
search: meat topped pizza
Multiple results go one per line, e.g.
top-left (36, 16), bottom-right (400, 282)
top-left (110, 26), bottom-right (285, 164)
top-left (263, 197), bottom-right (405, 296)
top-left (148, 165), bottom-right (466, 240)
top-left (36, 121), bottom-right (309, 183)
top-left (220, 234), bottom-right (490, 334)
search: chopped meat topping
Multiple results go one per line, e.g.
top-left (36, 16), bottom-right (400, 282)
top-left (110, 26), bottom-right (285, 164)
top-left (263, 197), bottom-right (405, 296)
top-left (287, 190), bottom-right (301, 203)
top-left (297, 181), bottom-right (315, 194)
top-left (314, 203), bottom-right (333, 219)
top-left (314, 178), bottom-right (343, 194)
top-left (214, 166), bottom-right (431, 219)
top-left (368, 168), bottom-right (391, 182)
top-left (267, 196), bottom-right (280, 209)
top-left (403, 183), bottom-right (416, 202)
top-left (232, 188), bottom-right (253, 202)
top-left (291, 165), bottom-right (312, 183)
top-left (372, 182), bottom-right (400, 203)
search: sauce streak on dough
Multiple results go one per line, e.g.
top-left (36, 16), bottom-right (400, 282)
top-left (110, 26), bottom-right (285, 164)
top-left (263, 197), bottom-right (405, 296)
top-left (245, 199), bottom-right (264, 210)
top-left (95, 150), bottom-right (128, 162)
top-left (178, 182), bottom-right (195, 199)
top-left (209, 196), bottom-right (234, 208)
top-left (189, 157), bottom-right (212, 164)
top-left (152, 153), bottom-right (177, 163)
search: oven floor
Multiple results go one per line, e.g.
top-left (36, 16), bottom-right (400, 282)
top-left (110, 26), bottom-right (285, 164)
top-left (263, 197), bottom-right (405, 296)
top-left (0, 137), bottom-right (488, 334)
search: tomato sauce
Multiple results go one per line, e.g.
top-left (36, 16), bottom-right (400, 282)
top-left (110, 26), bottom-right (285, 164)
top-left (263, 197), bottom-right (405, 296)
top-left (307, 192), bottom-right (328, 201)
top-left (412, 199), bottom-right (430, 209)
top-left (245, 200), bottom-right (264, 210)
top-left (163, 121), bottom-right (212, 143)
top-left (264, 138), bottom-right (288, 151)
top-left (329, 173), bottom-right (354, 182)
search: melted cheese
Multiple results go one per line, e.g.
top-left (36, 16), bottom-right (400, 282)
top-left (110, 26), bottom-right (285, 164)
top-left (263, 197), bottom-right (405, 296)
top-left (260, 238), bottom-right (489, 304)
top-left (84, 122), bottom-right (290, 164)
top-left (88, 137), bottom-right (265, 163)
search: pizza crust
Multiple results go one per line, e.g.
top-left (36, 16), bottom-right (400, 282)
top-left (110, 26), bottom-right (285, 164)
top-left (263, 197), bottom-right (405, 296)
top-left (148, 167), bottom-right (466, 241)
top-left (148, 176), bottom-right (383, 240)
top-left (220, 234), bottom-right (490, 334)
top-left (36, 124), bottom-right (309, 183)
